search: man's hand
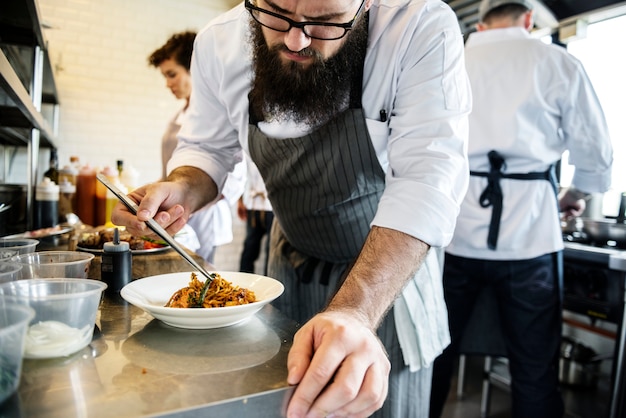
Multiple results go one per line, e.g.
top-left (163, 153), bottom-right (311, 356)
top-left (284, 227), bottom-right (427, 417)
top-left (286, 311), bottom-right (390, 418)
top-left (237, 197), bottom-right (248, 221)
top-left (559, 187), bottom-right (589, 219)
top-left (111, 182), bottom-right (189, 237)
top-left (111, 166), bottom-right (217, 236)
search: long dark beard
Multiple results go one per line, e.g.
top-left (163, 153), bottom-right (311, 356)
top-left (249, 14), bottom-right (368, 127)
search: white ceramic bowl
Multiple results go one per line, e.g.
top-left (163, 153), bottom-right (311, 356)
top-left (0, 301), bottom-right (35, 403)
top-left (0, 279), bottom-right (107, 359)
top-left (11, 251), bottom-right (94, 279)
top-left (121, 271), bottom-right (284, 329)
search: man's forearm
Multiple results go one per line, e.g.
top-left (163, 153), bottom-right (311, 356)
top-left (167, 166), bottom-right (219, 212)
top-left (326, 226), bottom-right (430, 330)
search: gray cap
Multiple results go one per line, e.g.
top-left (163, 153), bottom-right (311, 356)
top-left (478, 0), bottom-right (533, 22)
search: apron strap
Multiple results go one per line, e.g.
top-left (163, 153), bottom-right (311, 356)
top-left (470, 150), bottom-right (558, 250)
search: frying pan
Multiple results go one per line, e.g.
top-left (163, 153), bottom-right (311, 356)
top-left (581, 218), bottom-right (626, 245)
top-left (562, 217), bottom-right (626, 245)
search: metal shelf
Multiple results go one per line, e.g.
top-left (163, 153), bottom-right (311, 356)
top-left (0, 49), bottom-right (55, 148)
top-left (0, 0), bottom-right (60, 232)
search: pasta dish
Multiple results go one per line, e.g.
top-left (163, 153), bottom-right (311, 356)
top-left (165, 272), bottom-right (257, 308)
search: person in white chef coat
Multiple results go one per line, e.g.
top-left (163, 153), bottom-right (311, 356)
top-left (148, 31), bottom-right (245, 264)
top-left (237, 155), bottom-right (273, 275)
top-left (429, 1), bottom-right (613, 417)
top-left (115, 1), bottom-right (472, 416)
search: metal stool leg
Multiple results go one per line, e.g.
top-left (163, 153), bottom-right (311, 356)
top-left (480, 356), bottom-right (493, 418)
top-left (457, 354), bottom-right (467, 399)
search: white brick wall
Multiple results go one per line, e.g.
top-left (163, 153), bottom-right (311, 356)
top-left (22, 0), bottom-right (239, 185)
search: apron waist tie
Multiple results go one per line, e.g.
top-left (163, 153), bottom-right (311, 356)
top-left (470, 150), bottom-right (557, 250)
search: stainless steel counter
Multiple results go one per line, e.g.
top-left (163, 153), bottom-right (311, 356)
top-left (0, 295), bottom-right (298, 417)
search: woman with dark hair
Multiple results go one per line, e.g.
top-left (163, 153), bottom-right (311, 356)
top-left (149, 31), bottom-right (197, 179)
top-left (148, 31), bottom-right (245, 264)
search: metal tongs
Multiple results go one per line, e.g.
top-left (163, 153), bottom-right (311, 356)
top-left (96, 173), bottom-right (214, 282)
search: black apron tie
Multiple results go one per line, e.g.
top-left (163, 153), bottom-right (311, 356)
top-left (471, 150), bottom-right (558, 250)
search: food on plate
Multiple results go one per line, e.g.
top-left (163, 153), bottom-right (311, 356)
top-left (22, 225), bottom-right (65, 238)
top-left (78, 227), bottom-right (166, 250)
top-left (165, 272), bottom-right (257, 308)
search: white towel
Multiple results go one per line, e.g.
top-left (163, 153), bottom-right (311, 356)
top-left (394, 247), bottom-right (451, 372)
top-left (174, 224), bottom-right (201, 253)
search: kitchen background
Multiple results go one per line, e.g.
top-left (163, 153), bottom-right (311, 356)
top-left (2, 0), bottom-right (625, 207)
top-left (2, 0), bottom-right (626, 416)
top-left (3, 0), bottom-right (240, 186)
top-left (2, 0), bottom-right (626, 367)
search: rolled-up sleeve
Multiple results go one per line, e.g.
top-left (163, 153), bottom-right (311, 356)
top-left (369, 1), bottom-right (472, 247)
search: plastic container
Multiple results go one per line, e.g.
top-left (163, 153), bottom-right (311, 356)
top-left (70, 156), bottom-right (81, 171)
top-left (101, 228), bottom-right (132, 293)
top-left (96, 166), bottom-right (118, 227)
top-left (58, 165), bottom-right (78, 188)
top-left (0, 301), bottom-right (35, 402)
top-left (58, 164), bottom-right (78, 213)
top-left (75, 165), bottom-right (97, 227)
top-left (0, 250), bottom-right (17, 263)
top-left (12, 251), bottom-right (94, 280)
top-left (34, 177), bottom-right (59, 230)
top-left (0, 238), bottom-right (39, 256)
top-left (0, 263), bottom-right (22, 284)
top-left (105, 178), bottom-right (127, 227)
top-left (58, 180), bottom-right (76, 222)
top-left (120, 164), bottom-right (139, 192)
top-left (0, 279), bottom-right (107, 359)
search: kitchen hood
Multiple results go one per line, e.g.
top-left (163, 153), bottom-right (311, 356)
top-left (443, 0), bottom-right (626, 34)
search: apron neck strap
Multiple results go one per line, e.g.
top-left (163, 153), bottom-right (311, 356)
top-left (348, 11), bottom-right (369, 109)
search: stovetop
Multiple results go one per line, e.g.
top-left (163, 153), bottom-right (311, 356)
top-left (563, 238), bottom-right (626, 272)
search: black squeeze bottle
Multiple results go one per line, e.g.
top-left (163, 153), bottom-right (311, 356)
top-left (34, 177), bottom-right (59, 229)
top-left (43, 149), bottom-right (59, 185)
top-left (101, 228), bottom-right (132, 293)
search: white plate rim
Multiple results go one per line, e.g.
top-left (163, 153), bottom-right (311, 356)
top-left (76, 244), bottom-right (171, 255)
top-left (120, 271), bottom-right (284, 328)
top-left (2, 226), bottom-right (73, 239)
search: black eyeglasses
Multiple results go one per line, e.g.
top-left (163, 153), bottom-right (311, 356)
top-left (245, 0), bottom-right (366, 41)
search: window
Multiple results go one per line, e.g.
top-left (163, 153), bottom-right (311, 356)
top-left (559, 14), bottom-right (626, 216)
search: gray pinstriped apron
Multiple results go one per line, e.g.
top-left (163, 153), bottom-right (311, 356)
top-left (247, 52), bottom-right (386, 312)
top-left (248, 105), bottom-right (384, 264)
top-left (246, 34), bottom-right (432, 417)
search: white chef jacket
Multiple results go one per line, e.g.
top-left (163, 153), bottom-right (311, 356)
top-left (170, 0), bottom-right (472, 370)
top-left (163, 108), bottom-right (246, 260)
top-left (446, 27), bottom-right (613, 261)
top-left (170, 0), bottom-right (470, 248)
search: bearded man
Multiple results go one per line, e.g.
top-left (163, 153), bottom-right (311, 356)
top-left (113, 0), bottom-right (471, 416)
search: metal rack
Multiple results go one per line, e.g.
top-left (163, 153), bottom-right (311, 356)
top-left (0, 0), bottom-right (59, 230)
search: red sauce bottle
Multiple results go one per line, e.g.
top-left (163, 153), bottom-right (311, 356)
top-left (75, 165), bottom-right (96, 226)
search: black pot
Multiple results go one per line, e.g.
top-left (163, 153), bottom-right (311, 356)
top-left (559, 337), bottom-right (601, 387)
top-left (0, 184), bottom-right (27, 236)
